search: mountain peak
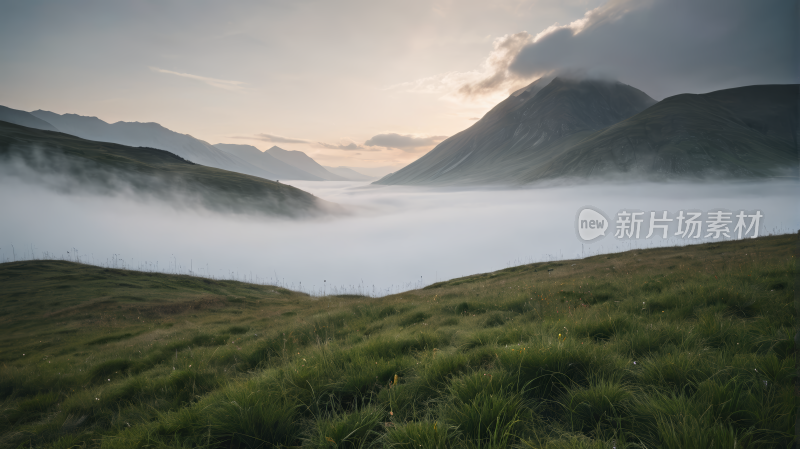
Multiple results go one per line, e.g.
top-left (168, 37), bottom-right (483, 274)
top-left (375, 77), bottom-right (657, 186)
top-left (266, 146), bottom-right (349, 181)
top-left (376, 83), bottom-right (797, 186)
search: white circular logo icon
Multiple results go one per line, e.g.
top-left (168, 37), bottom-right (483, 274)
top-left (576, 207), bottom-right (609, 242)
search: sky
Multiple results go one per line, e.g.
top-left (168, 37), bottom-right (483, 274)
top-left (0, 0), bottom-right (796, 169)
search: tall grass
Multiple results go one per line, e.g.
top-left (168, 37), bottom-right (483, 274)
top-left (0, 233), bottom-right (795, 448)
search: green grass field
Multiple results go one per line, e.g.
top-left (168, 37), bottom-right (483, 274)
top-left (0, 234), bottom-right (796, 448)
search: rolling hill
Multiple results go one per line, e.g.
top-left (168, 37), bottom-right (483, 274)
top-left (376, 79), bottom-right (799, 185)
top-left (0, 120), bottom-right (340, 217)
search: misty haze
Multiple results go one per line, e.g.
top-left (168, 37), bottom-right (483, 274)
top-left (2, 176), bottom-right (796, 294)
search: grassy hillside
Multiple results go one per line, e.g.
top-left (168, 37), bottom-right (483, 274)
top-left (0, 234), bottom-right (796, 448)
top-left (0, 120), bottom-right (338, 217)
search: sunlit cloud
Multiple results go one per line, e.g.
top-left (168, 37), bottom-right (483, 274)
top-left (364, 133), bottom-right (448, 152)
top-left (530, 0), bottom-right (638, 43)
top-left (385, 32), bottom-right (538, 104)
top-left (234, 133), bottom-right (309, 144)
top-left (149, 67), bottom-right (246, 91)
top-left (317, 141), bottom-right (376, 151)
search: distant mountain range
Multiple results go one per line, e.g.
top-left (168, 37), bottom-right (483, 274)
top-left (0, 105), bottom-right (60, 132)
top-left (27, 109), bottom-right (282, 180)
top-left (376, 78), bottom-right (799, 185)
top-left (213, 143), bottom-right (324, 181)
top-left (323, 166), bottom-right (376, 181)
top-left (0, 106), bottom-right (376, 182)
top-left (264, 146), bottom-right (349, 181)
top-left (0, 120), bottom-right (339, 217)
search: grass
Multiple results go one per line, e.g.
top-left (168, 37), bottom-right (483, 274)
top-left (0, 233), bottom-right (796, 448)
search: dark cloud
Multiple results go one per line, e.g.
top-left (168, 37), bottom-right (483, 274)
top-left (317, 142), bottom-right (373, 151)
top-left (364, 133), bottom-right (448, 152)
top-left (236, 133), bottom-right (308, 144)
top-left (505, 0), bottom-right (798, 99)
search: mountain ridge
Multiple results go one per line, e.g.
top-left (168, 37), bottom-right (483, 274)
top-left (28, 110), bottom-right (279, 181)
top-left (322, 166), bottom-right (376, 181)
top-left (0, 105), bottom-right (60, 132)
top-left (213, 143), bottom-right (323, 181)
top-left (266, 146), bottom-right (349, 181)
top-left (526, 84), bottom-right (799, 180)
top-left (376, 79), bottom-right (798, 185)
top-left (375, 76), bottom-right (657, 185)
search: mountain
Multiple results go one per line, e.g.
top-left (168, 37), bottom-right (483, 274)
top-left (375, 76), bottom-right (657, 185)
top-left (28, 110), bottom-right (277, 180)
top-left (376, 78), bottom-right (799, 185)
top-left (524, 84), bottom-right (799, 180)
top-left (322, 166), bottom-right (376, 181)
top-left (0, 105), bottom-right (60, 132)
top-left (265, 146), bottom-right (349, 181)
top-left (0, 120), bottom-right (339, 217)
top-left (347, 165), bottom-right (405, 178)
top-left (213, 143), bottom-right (322, 181)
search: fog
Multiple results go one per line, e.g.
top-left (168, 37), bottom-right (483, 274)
top-left (1, 176), bottom-right (797, 296)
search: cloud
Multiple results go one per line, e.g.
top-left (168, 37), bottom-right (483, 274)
top-left (509, 0), bottom-right (798, 99)
top-left (149, 67), bottom-right (245, 91)
top-left (364, 133), bottom-right (448, 152)
top-left (385, 33), bottom-right (537, 103)
top-left (456, 32), bottom-right (537, 98)
top-left (450, 0), bottom-right (640, 98)
top-left (391, 0), bottom-right (797, 102)
top-left (236, 133), bottom-right (309, 144)
top-left (317, 142), bottom-right (371, 151)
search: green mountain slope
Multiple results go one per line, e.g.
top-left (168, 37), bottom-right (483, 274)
top-left (0, 120), bottom-right (339, 217)
top-left (527, 84), bottom-right (799, 180)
